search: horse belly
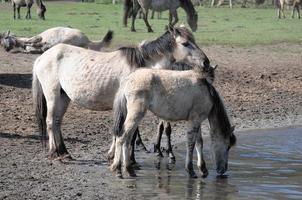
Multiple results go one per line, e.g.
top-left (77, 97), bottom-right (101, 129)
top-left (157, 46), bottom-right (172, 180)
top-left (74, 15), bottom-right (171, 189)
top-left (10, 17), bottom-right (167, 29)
top-left (151, 0), bottom-right (176, 11)
top-left (148, 93), bottom-right (193, 121)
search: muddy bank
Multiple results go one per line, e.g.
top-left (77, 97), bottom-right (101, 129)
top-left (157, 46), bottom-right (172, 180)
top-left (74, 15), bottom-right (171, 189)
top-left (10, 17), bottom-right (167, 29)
top-left (0, 43), bottom-right (301, 199)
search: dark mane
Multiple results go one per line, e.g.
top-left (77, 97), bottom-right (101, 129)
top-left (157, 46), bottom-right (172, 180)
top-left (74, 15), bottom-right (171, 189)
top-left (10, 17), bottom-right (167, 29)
top-left (119, 31), bottom-right (176, 69)
top-left (203, 80), bottom-right (233, 137)
top-left (179, 0), bottom-right (197, 18)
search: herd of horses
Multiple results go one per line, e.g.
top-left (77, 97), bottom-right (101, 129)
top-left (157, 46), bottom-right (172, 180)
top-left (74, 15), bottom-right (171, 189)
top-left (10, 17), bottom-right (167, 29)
top-left (0, 0), bottom-right (299, 179)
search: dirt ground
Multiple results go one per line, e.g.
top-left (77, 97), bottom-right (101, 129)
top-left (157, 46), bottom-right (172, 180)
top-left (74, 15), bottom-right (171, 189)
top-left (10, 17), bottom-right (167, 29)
top-left (0, 43), bottom-right (301, 199)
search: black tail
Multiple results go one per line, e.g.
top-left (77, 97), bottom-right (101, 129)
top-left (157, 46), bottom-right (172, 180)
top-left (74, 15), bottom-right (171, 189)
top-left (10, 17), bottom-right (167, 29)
top-left (113, 90), bottom-right (127, 137)
top-left (102, 30), bottom-right (113, 44)
top-left (32, 69), bottom-right (47, 147)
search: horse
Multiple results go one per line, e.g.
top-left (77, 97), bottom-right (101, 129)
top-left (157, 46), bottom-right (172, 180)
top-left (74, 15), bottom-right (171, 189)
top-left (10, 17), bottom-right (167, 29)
top-left (32, 26), bottom-right (210, 160)
top-left (153, 62), bottom-right (217, 162)
top-left (111, 67), bottom-right (236, 178)
top-left (12, 0), bottom-right (46, 20)
top-left (123, 0), bottom-right (198, 32)
top-left (0, 27), bottom-right (113, 53)
top-left (276, 0), bottom-right (301, 18)
top-left (211, 0), bottom-right (233, 8)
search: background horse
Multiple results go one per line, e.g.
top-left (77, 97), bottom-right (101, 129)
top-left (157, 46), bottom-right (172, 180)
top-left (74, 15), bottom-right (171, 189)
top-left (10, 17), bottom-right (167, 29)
top-left (276, 0), bottom-right (301, 18)
top-left (0, 27), bottom-right (113, 53)
top-left (111, 67), bottom-right (236, 178)
top-left (12, 0), bottom-right (46, 20)
top-left (123, 0), bottom-right (198, 32)
top-left (32, 26), bottom-right (208, 160)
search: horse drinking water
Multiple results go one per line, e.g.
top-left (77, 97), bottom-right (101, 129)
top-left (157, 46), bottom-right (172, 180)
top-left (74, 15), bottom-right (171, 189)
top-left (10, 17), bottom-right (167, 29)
top-left (32, 26), bottom-right (209, 160)
top-left (111, 66), bottom-right (236, 178)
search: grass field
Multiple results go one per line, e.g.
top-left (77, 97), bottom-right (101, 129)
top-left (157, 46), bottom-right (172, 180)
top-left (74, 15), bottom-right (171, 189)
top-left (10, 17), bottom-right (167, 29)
top-left (0, 1), bottom-right (301, 47)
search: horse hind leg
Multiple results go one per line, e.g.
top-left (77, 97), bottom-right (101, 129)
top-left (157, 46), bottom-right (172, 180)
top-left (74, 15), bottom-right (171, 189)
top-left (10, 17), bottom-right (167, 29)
top-left (26, 5), bottom-right (31, 19)
top-left (142, 10), bottom-right (153, 32)
top-left (17, 6), bottom-right (21, 19)
top-left (154, 121), bottom-right (164, 157)
top-left (170, 9), bottom-right (178, 26)
top-left (46, 89), bottom-right (71, 160)
top-left (164, 122), bottom-right (176, 163)
top-left (13, 3), bottom-right (16, 19)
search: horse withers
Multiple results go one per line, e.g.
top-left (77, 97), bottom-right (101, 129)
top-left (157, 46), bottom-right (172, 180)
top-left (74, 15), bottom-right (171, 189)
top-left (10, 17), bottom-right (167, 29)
top-left (111, 67), bottom-right (236, 178)
top-left (12, 0), bottom-right (46, 20)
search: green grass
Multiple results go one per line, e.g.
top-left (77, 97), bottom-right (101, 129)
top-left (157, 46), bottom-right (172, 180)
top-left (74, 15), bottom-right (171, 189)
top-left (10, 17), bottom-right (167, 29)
top-left (0, 1), bottom-right (301, 47)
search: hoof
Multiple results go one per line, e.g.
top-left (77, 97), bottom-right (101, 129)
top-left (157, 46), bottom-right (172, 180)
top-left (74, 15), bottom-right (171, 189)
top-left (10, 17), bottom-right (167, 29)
top-left (131, 162), bottom-right (141, 170)
top-left (125, 166), bottom-right (137, 177)
top-left (186, 169), bottom-right (198, 179)
top-left (201, 169), bottom-right (209, 178)
top-left (131, 28), bottom-right (136, 32)
top-left (148, 29), bottom-right (154, 33)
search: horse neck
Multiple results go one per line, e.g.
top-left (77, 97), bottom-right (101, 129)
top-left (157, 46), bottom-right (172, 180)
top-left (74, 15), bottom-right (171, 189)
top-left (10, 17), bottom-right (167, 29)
top-left (139, 32), bottom-right (176, 67)
top-left (205, 81), bottom-right (232, 137)
top-left (34, 0), bottom-right (43, 8)
top-left (179, 0), bottom-right (196, 18)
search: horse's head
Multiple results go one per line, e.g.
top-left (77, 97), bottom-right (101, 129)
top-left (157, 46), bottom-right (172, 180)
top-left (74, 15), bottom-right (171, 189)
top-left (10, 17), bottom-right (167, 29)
top-left (169, 26), bottom-right (208, 69)
top-left (37, 4), bottom-right (46, 20)
top-left (0, 30), bottom-right (16, 52)
top-left (188, 12), bottom-right (198, 32)
top-left (211, 126), bottom-right (236, 176)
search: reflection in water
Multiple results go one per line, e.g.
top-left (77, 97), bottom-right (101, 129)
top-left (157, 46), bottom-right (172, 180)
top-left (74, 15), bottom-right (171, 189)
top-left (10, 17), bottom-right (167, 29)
top-left (121, 127), bottom-right (302, 199)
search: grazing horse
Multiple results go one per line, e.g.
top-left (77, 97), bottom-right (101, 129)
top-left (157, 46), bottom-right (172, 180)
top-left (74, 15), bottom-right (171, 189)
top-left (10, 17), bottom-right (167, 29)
top-left (12, 0), bottom-right (46, 20)
top-left (276, 0), bottom-right (301, 18)
top-left (111, 67), bottom-right (236, 178)
top-left (32, 26), bottom-right (209, 160)
top-left (0, 27), bottom-right (113, 53)
top-left (123, 0), bottom-right (198, 32)
top-left (211, 0), bottom-right (233, 8)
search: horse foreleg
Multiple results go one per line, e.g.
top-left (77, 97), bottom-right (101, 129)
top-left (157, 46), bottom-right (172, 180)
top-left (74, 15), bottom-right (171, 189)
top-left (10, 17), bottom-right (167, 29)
top-left (185, 122), bottom-right (199, 178)
top-left (142, 10), bottom-right (153, 32)
top-left (229, 0), bottom-right (233, 9)
top-left (13, 3), bottom-right (16, 19)
top-left (195, 127), bottom-right (208, 178)
top-left (107, 136), bottom-right (116, 165)
top-left (135, 128), bottom-right (148, 152)
top-left (164, 122), bottom-right (176, 163)
top-left (123, 0), bottom-right (132, 27)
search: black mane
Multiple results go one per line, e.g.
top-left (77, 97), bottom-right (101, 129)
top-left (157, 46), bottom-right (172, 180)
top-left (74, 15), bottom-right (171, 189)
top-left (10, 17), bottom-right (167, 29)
top-left (119, 31), bottom-right (176, 69)
top-left (204, 80), bottom-right (233, 137)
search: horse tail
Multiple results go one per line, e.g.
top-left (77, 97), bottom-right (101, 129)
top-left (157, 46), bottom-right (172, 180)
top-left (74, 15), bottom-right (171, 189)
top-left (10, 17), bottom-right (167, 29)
top-left (32, 59), bottom-right (47, 147)
top-left (88, 30), bottom-right (113, 51)
top-left (113, 88), bottom-right (128, 137)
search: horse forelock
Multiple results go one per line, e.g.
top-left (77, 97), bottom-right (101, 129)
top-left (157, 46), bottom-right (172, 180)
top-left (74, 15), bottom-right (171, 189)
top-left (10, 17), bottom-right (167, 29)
top-left (203, 80), bottom-right (233, 138)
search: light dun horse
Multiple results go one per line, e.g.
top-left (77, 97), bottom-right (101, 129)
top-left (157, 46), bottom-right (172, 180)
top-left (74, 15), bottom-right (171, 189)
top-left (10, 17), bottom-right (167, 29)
top-left (124, 0), bottom-right (198, 32)
top-left (276, 0), bottom-right (301, 18)
top-left (111, 67), bottom-right (236, 178)
top-left (32, 27), bottom-right (208, 159)
top-left (12, 0), bottom-right (46, 20)
top-left (0, 27), bottom-right (113, 53)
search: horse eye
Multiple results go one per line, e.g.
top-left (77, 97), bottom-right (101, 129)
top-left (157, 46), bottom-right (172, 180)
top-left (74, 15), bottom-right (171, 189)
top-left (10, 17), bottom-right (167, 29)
top-left (182, 42), bottom-right (191, 47)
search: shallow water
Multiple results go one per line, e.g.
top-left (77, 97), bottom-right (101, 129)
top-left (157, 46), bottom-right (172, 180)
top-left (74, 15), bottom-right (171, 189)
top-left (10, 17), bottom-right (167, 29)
top-left (121, 127), bottom-right (302, 199)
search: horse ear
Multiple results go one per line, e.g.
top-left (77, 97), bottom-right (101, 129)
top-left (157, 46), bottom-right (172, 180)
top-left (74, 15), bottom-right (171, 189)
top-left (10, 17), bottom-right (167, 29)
top-left (167, 25), bottom-right (174, 34)
top-left (230, 126), bottom-right (235, 133)
top-left (214, 65), bottom-right (218, 70)
top-left (6, 30), bottom-right (10, 36)
top-left (174, 28), bottom-right (181, 36)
